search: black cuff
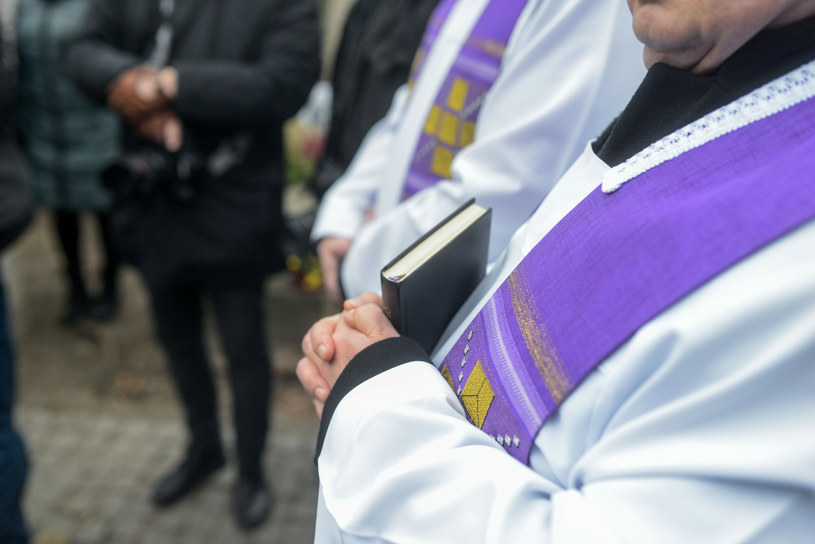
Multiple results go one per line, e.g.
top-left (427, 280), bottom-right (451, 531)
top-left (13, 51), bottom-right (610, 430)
top-left (315, 336), bottom-right (432, 461)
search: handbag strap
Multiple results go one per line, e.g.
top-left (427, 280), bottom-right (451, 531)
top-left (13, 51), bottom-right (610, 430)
top-left (145, 0), bottom-right (174, 67)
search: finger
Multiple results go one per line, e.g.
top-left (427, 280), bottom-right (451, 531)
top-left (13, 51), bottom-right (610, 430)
top-left (163, 117), bottom-right (183, 152)
top-left (318, 239), bottom-right (352, 307)
top-left (135, 117), bottom-right (164, 144)
top-left (328, 314), bottom-right (386, 383)
top-left (344, 303), bottom-right (398, 339)
top-left (309, 314), bottom-right (340, 362)
top-left (134, 74), bottom-right (161, 102)
top-left (107, 90), bottom-right (125, 110)
top-left (295, 357), bottom-right (330, 401)
top-left (343, 292), bottom-right (383, 311)
top-left (301, 314), bottom-right (340, 363)
top-left (320, 255), bottom-right (341, 305)
top-left (295, 356), bottom-right (315, 390)
top-left (312, 398), bottom-right (324, 419)
top-left (301, 327), bottom-right (321, 364)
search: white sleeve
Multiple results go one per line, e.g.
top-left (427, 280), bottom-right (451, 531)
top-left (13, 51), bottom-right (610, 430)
top-left (310, 85), bottom-right (412, 241)
top-left (315, 362), bottom-right (584, 543)
top-left (338, 0), bottom-right (646, 297)
top-left (315, 222), bottom-right (815, 543)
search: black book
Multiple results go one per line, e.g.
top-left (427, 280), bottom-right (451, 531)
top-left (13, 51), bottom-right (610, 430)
top-left (380, 199), bottom-right (491, 353)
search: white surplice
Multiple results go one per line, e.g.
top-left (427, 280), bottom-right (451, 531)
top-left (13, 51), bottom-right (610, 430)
top-left (311, 0), bottom-right (645, 297)
top-left (315, 63), bottom-right (815, 543)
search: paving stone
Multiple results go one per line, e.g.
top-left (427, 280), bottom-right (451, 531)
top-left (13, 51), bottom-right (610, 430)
top-left (33, 529), bottom-right (71, 544)
top-left (18, 405), bottom-right (320, 542)
top-left (9, 213), bottom-right (324, 543)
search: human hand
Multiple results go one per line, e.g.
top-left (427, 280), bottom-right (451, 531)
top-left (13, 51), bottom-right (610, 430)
top-left (132, 110), bottom-right (183, 152)
top-left (296, 293), bottom-right (388, 417)
top-left (155, 67), bottom-right (178, 100)
top-left (317, 237), bottom-right (353, 305)
top-left (297, 313), bottom-right (340, 418)
top-left (297, 359), bottom-right (328, 418)
top-left (327, 302), bottom-right (399, 385)
top-left (303, 292), bottom-right (383, 364)
top-left (107, 65), bottom-right (169, 124)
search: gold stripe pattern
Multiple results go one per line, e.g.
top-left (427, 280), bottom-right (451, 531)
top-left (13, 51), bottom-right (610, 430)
top-left (507, 264), bottom-right (571, 403)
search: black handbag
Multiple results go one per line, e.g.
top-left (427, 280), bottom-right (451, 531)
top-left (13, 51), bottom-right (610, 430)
top-left (0, 135), bottom-right (34, 252)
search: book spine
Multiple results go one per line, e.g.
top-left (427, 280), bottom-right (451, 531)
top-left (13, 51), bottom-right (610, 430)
top-left (381, 275), bottom-right (403, 334)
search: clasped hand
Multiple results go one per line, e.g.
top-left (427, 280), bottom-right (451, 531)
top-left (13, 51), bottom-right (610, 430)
top-left (106, 65), bottom-right (182, 152)
top-left (296, 293), bottom-right (398, 418)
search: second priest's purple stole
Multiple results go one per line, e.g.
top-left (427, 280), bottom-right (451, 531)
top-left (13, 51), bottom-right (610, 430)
top-left (402, 0), bottom-right (529, 198)
top-left (439, 77), bottom-right (815, 465)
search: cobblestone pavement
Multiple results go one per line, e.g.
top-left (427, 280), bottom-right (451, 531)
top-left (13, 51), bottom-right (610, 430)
top-left (18, 408), bottom-right (320, 544)
top-left (3, 212), bottom-right (332, 544)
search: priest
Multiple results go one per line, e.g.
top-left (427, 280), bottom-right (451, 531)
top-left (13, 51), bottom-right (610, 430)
top-left (300, 0), bottom-right (815, 541)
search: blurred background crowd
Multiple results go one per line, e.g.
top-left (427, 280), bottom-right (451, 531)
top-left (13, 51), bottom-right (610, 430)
top-left (0, 0), bottom-right (435, 541)
top-left (4, 0), bottom-right (815, 542)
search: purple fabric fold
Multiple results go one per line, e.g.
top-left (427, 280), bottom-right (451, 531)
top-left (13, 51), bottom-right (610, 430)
top-left (402, 0), bottom-right (529, 197)
top-left (440, 96), bottom-right (815, 464)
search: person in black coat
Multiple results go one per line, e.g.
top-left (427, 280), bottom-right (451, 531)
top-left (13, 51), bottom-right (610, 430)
top-left (66, 0), bottom-right (321, 530)
top-left (1, 1), bottom-right (34, 541)
top-left (14, 0), bottom-right (124, 325)
top-left (311, 0), bottom-right (439, 198)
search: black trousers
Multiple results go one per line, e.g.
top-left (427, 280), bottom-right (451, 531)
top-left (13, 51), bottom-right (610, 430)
top-left (0, 280), bottom-right (30, 544)
top-left (147, 279), bottom-right (271, 482)
top-left (52, 210), bottom-right (118, 295)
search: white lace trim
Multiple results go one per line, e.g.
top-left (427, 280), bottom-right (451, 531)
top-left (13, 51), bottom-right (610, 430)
top-left (602, 60), bottom-right (815, 193)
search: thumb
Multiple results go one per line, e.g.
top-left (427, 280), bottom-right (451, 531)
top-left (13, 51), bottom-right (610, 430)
top-left (163, 116), bottom-right (183, 152)
top-left (345, 303), bottom-right (397, 339)
top-left (343, 291), bottom-right (382, 311)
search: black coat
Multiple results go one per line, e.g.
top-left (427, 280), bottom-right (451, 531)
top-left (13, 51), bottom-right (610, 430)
top-left (0, 3), bottom-right (35, 254)
top-left (66, 0), bottom-right (321, 287)
top-left (311, 0), bottom-right (438, 197)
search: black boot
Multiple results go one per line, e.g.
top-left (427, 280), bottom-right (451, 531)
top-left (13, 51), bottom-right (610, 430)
top-left (91, 213), bottom-right (121, 322)
top-left (61, 278), bottom-right (90, 325)
top-left (151, 443), bottom-right (225, 506)
top-left (233, 477), bottom-right (273, 530)
top-left (89, 270), bottom-right (118, 322)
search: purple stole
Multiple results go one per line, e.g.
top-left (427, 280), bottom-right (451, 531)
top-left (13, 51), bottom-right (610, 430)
top-left (406, 0), bottom-right (456, 89)
top-left (402, 0), bottom-right (529, 198)
top-left (439, 92), bottom-right (815, 465)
